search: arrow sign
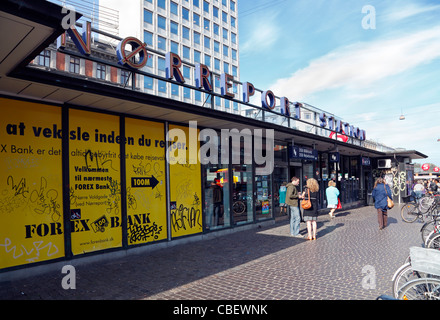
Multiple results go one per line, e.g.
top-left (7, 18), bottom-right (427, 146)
top-left (131, 176), bottom-right (159, 189)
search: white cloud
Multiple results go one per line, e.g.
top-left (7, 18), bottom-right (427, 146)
top-left (240, 13), bottom-right (280, 56)
top-left (270, 26), bottom-right (440, 101)
top-left (385, 4), bottom-right (440, 21)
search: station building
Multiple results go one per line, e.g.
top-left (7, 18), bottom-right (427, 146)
top-left (0, 0), bottom-right (426, 276)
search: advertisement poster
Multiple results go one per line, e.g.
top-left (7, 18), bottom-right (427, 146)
top-left (69, 109), bottom-right (122, 255)
top-left (168, 124), bottom-right (202, 238)
top-left (125, 118), bottom-right (167, 245)
top-left (0, 98), bottom-right (64, 269)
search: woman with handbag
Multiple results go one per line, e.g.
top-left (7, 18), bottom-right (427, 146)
top-left (325, 180), bottom-right (340, 219)
top-left (372, 177), bottom-right (393, 230)
top-left (301, 178), bottom-right (320, 240)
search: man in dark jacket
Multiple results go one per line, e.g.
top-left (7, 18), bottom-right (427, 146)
top-left (285, 177), bottom-right (303, 237)
top-left (212, 178), bottom-right (223, 226)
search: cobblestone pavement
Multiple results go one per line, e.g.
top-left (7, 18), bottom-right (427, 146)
top-left (0, 204), bottom-right (423, 300)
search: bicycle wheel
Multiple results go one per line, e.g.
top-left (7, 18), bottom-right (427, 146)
top-left (392, 263), bottom-right (429, 298)
top-left (427, 233), bottom-right (440, 249)
top-left (397, 278), bottom-right (440, 300)
top-left (421, 219), bottom-right (439, 244)
top-left (401, 203), bottom-right (419, 223)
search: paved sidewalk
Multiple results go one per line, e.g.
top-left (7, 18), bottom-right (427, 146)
top-left (0, 204), bottom-right (423, 300)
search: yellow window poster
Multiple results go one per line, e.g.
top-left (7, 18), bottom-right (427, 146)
top-left (0, 98), bottom-right (64, 269)
top-left (168, 124), bottom-right (202, 238)
top-left (125, 118), bottom-right (167, 245)
top-left (69, 109), bottom-right (122, 255)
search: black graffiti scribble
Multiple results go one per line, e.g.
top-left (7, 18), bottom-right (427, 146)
top-left (128, 222), bottom-right (162, 244)
top-left (84, 149), bottom-right (118, 172)
top-left (170, 204), bottom-right (202, 232)
top-left (7, 176), bottom-right (29, 198)
top-left (29, 177), bottom-right (61, 222)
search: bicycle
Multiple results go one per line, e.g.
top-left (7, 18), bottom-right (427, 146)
top-left (391, 247), bottom-right (440, 299)
top-left (400, 194), bottom-right (440, 223)
top-left (421, 217), bottom-right (440, 245)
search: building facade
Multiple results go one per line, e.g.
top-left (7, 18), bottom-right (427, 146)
top-left (0, 0), bottom-right (426, 276)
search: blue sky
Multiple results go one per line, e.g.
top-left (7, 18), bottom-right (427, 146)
top-left (238, 0), bottom-right (440, 166)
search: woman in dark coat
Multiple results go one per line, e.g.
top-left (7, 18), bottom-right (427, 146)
top-left (301, 178), bottom-right (319, 240)
top-left (372, 177), bottom-right (393, 230)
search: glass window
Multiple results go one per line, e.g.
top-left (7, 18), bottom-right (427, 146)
top-left (170, 20), bottom-right (179, 35)
top-left (204, 54), bottom-right (211, 68)
top-left (183, 87), bottom-right (191, 99)
top-left (121, 70), bottom-right (130, 85)
top-left (204, 36), bottom-right (210, 49)
top-left (213, 6), bottom-right (219, 18)
top-left (144, 75), bottom-right (153, 89)
top-left (223, 27), bottom-right (228, 40)
top-left (170, 41), bottom-right (179, 54)
top-left (232, 65), bottom-right (237, 77)
top-left (158, 0), bottom-right (166, 9)
top-left (170, 1), bottom-right (178, 15)
top-left (194, 31), bottom-right (201, 44)
top-left (214, 40), bottom-right (220, 52)
top-left (69, 56), bottom-right (80, 74)
top-left (193, 0), bottom-right (199, 8)
top-left (144, 30), bottom-right (153, 45)
top-left (144, 10), bottom-right (153, 24)
top-left (193, 13), bottom-right (200, 26)
top-left (182, 26), bottom-right (190, 39)
top-left (233, 163), bottom-right (254, 225)
top-left (171, 83), bottom-right (179, 96)
top-left (96, 63), bottom-right (106, 80)
top-left (36, 49), bottom-right (50, 67)
top-left (158, 57), bottom-right (165, 71)
top-left (204, 18), bottom-right (210, 31)
top-left (195, 90), bottom-right (201, 101)
top-left (223, 44), bottom-right (228, 57)
top-left (223, 61), bottom-right (229, 73)
top-left (183, 65), bottom-right (191, 79)
top-left (256, 172), bottom-right (272, 220)
top-left (158, 15), bottom-right (166, 30)
top-left (158, 79), bottom-right (167, 93)
top-left (182, 7), bottom-right (189, 20)
top-left (230, 0), bottom-right (235, 12)
top-left (213, 23), bottom-right (219, 35)
top-left (222, 11), bottom-right (227, 23)
top-left (182, 45), bottom-right (190, 59)
top-left (231, 48), bottom-right (237, 60)
top-left (231, 32), bottom-right (236, 44)
top-left (202, 138), bottom-right (231, 230)
top-left (203, 1), bottom-right (209, 13)
top-left (157, 36), bottom-right (166, 51)
top-left (194, 50), bottom-right (201, 63)
top-left (230, 16), bottom-right (236, 28)
top-left (214, 58), bottom-right (220, 70)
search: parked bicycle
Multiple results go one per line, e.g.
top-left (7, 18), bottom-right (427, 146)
top-left (400, 193), bottom-right (440, 223)
top-left (391, 247), bottom-right (440, 299)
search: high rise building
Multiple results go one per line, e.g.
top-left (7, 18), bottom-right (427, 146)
top-left (100, 0), bottom-right (240, 112)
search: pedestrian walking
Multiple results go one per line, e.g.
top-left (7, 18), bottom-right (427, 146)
top-left (326, 180), bottom-right (340, 218)
top-left (279, 182), bottom-right (287, 215)
top-left (285, 177), bottom-right (303, 238)
top-left (372, 177), bottom-right (393, 230)
top-left (302, 178), bottom-right (319, 240)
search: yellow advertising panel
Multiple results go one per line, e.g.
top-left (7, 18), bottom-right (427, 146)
top-left (125, 118), bottom-right (167, 245)
top-left (0, 98), bottom-right (64, 269)
top-left (69, 109), bottom-right (122, 255)
top-left (168, 124), bottom-right (202, 238)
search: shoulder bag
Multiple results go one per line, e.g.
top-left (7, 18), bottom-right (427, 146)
top-left (301, 188), bottom-right (312, 210)
top-left (384, 184), bottom-right (394, 209)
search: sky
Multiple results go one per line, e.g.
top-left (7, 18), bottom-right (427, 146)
top-left (237, 0), bottom-right (440, 166)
